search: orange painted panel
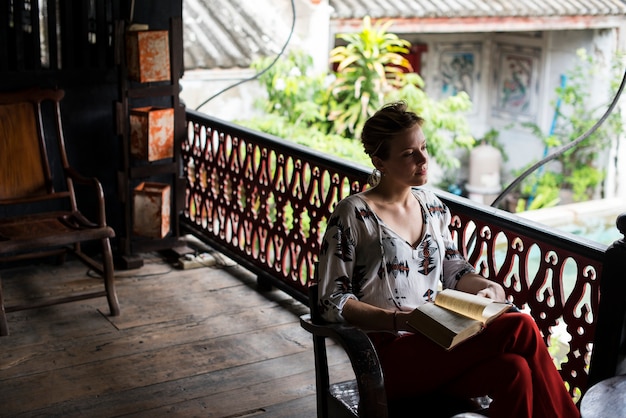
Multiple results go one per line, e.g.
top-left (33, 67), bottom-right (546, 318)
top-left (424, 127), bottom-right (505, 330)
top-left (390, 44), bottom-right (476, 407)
top-left (129, 106), bottom-right (174, 161)
top-left (126, 30), bottom-right (170, 83)
top-left (133, 182), bottom-right (171, 238)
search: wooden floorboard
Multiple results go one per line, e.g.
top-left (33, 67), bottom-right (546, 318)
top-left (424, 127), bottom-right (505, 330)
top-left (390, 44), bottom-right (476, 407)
top-left (0, 252), bottom-right (353, 417)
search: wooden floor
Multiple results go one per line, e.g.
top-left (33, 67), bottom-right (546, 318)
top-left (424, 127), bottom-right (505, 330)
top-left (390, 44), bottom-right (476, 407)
top-left (0, 249), bottom-right (353, 417)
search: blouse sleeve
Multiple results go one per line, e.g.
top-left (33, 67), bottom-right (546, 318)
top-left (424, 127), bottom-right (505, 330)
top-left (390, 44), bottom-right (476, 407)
top-left (317, 199), bottom-right (360, 323)
top-left (425, 191), bottom-right (476, 290)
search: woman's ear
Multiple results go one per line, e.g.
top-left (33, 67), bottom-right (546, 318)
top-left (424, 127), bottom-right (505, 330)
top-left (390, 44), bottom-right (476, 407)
top-left (371, 156), bottom-right (384, 171)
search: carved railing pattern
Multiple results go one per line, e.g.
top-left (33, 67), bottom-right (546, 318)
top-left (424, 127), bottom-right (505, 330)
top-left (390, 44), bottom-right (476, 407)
top-left (181, 110), bottom-right (612, 399)
top-left (443, 195), bottom-right (606, 399)
top-left (182, 110), bottom-right (368, 296)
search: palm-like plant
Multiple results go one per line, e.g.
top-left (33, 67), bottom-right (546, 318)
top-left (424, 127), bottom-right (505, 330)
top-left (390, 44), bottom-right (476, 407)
top-left (328, 16), bottom-right (412, 137)
top-left (244, 18), bottom-right (476, 182)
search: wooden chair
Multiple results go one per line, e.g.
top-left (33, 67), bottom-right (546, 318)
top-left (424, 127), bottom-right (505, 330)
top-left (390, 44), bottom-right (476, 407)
top-left (0, 88), bottom-right (120, 336)
top-left (300, 280), bottom-right (488, 418)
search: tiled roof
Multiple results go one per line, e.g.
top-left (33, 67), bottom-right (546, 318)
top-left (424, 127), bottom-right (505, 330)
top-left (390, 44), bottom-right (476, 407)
top-left (183, 0), bottom-right (293, 69)
top-left (183, 0), bottom-right (626, 70)
top-left (330, 0), bottom-right (626, 19)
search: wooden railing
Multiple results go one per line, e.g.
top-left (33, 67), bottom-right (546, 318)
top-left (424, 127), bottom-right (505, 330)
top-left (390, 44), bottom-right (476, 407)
top-left (181, 109), bottom-right (626, 400)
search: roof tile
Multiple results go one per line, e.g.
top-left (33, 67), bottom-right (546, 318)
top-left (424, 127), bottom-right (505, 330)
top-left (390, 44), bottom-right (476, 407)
top-left (183, 0), bottom-right (626, 70)
top-left (329, 0), bottom-right (626, 18)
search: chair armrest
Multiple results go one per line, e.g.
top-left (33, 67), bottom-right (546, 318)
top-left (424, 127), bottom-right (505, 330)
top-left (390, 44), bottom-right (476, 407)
top-left (300, 314), bottom-right (387, 416)
top-left (65, 167), bottom-right (108, 227)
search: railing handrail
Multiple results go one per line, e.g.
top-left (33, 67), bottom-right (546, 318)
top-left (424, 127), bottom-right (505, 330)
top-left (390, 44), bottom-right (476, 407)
top-left (441, 189), bottom-right (608, 256)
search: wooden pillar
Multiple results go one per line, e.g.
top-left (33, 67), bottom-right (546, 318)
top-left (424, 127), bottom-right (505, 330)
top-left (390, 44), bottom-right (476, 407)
top-left (588, 213), bottom-right (626, 385)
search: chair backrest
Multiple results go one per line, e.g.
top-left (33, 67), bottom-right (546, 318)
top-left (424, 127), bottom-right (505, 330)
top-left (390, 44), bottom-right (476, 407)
top-left (308, 282), bottom-right (323, 321)
top-left (0, 88), bottom-right (68, 206)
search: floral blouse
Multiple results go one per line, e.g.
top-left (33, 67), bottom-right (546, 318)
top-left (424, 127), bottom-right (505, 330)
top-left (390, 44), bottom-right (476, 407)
top-left (317, 188), bottom-right (475, 323)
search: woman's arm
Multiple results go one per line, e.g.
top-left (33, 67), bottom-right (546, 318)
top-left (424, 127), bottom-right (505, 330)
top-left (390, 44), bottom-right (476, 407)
top-left (456, 272), bottom-right (506, 301)
top-left (341, 273), bottom-right (506, 333)
top-left (343, 299), bottom-right (421, 333)
top-left (342, 298), bottom-right (399, 332)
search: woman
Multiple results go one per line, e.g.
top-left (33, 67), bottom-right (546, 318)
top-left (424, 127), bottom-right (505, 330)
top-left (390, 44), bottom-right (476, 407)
top-left (317, 101), bottom-right (579, 417)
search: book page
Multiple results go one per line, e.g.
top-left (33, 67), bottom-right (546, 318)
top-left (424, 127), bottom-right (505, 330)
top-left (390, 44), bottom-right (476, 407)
top-left (482, 302), bottom-right (512, 323)
top-left (417, 303), bottom-right (481, 335)
top-left (435, 289), bottom-right (508, 323)
top-left (409, 303), bottom-right (483, 350)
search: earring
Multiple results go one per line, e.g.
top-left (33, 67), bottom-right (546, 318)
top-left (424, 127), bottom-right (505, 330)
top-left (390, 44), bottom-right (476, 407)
top-left (368, 168), bottom-right (382, 187)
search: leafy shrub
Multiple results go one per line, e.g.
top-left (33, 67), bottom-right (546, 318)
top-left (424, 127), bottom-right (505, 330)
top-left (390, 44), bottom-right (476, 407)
top-left (241, 17), bottom-right (477, 176)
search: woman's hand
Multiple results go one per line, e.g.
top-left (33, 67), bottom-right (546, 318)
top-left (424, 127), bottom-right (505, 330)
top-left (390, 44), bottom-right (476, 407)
top-left (456, 272), bottom-right (506, 302)
top-left (476, 282), bottom-right (506, 301)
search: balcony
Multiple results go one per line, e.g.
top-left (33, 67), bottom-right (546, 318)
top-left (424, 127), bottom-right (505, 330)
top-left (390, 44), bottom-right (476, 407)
top-left (180, 109), bottom-right (626, 402)
top-left (1, 109), bottom-right (625, 416)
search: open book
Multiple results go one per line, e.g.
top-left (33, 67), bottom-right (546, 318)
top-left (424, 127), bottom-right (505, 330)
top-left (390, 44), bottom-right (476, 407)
top-left (406, 289), bottom-right (511, 350)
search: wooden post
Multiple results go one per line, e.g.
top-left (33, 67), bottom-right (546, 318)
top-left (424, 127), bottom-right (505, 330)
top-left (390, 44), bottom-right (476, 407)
top-left (588, 213), bottom-right (626, 386)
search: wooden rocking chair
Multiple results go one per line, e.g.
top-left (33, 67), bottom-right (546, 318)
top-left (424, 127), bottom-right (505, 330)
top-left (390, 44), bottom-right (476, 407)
top-left (0, 88), bottom-right (120, 336)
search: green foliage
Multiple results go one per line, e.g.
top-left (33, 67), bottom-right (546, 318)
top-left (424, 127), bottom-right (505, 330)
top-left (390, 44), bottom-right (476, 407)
top-left (241, 16), bottom-right (477, 178)
top-left (241, 113), bottom-right (370, 166)
top-left (251, 50), bottom-right (331, 131)
top-left (515, 169), bottom-right (561, 211)
top-left (520, 48), bottom-right (624, 207)
top-left (569, 164), bottom-right (605, 201)
top-left (328, 16), bottom-right (412, 138)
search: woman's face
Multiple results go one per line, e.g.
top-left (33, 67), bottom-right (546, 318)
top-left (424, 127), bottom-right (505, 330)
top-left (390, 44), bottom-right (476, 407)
top-left (374, 124), bottom-right (428, 187)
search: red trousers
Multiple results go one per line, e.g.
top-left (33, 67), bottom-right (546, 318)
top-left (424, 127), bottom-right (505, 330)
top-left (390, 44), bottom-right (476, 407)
top-left (369, 312), bottom-right (580, 418)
